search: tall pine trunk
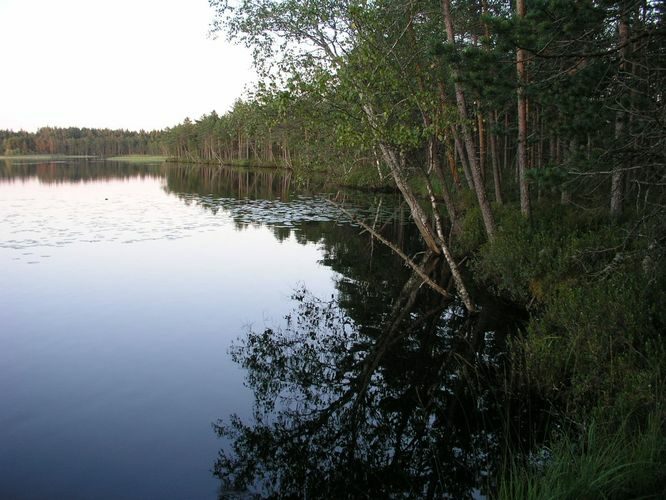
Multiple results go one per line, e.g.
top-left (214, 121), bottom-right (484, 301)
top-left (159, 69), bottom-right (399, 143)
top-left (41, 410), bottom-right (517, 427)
top-left (516, 0), bottom-right (532, 219)
top-left (489, 111), bottom-right (503, 205)
top-left (610, 3), bottom-right (629, 217)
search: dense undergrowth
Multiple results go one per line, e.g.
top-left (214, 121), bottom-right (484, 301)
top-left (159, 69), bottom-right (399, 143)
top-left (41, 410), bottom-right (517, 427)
top-left (455, 201), bottom-right (665, 498)
top-left (497, 416), bottom-right (665, 500)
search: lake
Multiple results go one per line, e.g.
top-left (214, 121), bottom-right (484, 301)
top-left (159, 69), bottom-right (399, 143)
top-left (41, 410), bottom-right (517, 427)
top-left (0, 160), bottom-right (527, 499)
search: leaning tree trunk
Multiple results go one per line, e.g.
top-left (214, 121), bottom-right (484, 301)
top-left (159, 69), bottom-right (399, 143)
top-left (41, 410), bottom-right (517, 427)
top-left (377, 140), bottom-right (441, 254)
top-left (441, 0), bottom-right (496, 241)
top-left (424, 177), bottom-right (475, 312)
top-left (300, 30), bottom-right (444, 254)
top-left (451, 126), bottom-right (475, 191)
top-left (362, 102), bottom-right (441, 254)
top-left (405, 15), bottom-right (460, 232)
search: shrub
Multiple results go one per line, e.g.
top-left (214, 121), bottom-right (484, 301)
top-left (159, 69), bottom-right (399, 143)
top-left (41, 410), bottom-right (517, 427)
top-left (471, 205), bottom-right (627, 304)
top-left (519, 269), bottom-right (664, 419)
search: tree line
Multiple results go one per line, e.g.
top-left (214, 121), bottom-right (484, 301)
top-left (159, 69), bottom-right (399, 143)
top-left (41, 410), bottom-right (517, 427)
top-left (171, 0), bottom-right (665, 237)
top-left (4, 0), bottom-right (664, 240)
top-left (0, 127), bottom-right (163, 157)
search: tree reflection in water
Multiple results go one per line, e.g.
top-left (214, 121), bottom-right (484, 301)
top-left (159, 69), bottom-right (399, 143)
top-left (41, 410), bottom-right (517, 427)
top-left (214, 256), bottom-right (533, 498)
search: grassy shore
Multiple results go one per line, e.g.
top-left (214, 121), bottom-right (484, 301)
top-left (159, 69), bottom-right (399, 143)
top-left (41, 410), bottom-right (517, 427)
top-left (105, 155), bottom-right (167, 163)
top-left (454, 201), bottom-right (666, 498)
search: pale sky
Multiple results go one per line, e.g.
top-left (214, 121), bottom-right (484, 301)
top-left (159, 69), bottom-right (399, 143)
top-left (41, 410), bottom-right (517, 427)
top-left (0, 0), bottom-right (255, 132)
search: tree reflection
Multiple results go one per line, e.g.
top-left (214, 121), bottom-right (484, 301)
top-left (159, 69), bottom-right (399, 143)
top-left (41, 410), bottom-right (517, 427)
top-left (214, 259), bottom-right (534, 498)
top-left (165, 164), bottom-right (294, 202)
top-left (164, 164), bottom-right (434, 334)
top-left (162, 163), bottom-right (544, 495)
top-left (0, 160), bottom-right (162, 183)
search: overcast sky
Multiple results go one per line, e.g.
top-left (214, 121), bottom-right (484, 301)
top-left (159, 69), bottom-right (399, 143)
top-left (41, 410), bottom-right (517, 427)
top-left (0, 0), bottom-right (255, 132)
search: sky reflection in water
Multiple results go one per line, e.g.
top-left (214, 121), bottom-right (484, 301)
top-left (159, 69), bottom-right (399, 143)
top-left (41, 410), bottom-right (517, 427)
top-left (0, 161), bottom-right (348, 499)
top-left (0, 161), bottom-right (528, 499)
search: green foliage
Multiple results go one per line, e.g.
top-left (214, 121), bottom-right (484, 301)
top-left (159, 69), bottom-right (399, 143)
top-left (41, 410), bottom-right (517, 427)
top-left (6, 0), bottom-right (663, 490)
top-left (452, 196), bottom-right (519, 253)
top-left (497, 416), bottom-right (666, 500)
top-left (471, 205), bottom-right (625, 302)
top-left (469, 202), bottom-right (665, 440)
top-left (340, 163), bottom-right (390, 190)
top-left (455, 205), bottom-right (487, 254)
top-left (527, 165), bottom-right (568, 193)
top-left (520, 270), bottom-right (664, 417)
top-left (202, 0), bottom-right (666, 495)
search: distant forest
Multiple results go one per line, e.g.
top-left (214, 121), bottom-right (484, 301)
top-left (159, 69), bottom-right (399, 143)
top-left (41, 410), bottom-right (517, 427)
top-left (0, 128), bottom-right (163, 157)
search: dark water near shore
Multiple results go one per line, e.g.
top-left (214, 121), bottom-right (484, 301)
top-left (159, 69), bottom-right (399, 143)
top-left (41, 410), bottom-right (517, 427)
top-left (0, 160), bottom-right (531, 499)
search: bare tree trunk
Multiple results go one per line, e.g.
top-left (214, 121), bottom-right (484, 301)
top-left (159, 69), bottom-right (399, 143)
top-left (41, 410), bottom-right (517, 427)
top-left (441, 0), bottom-right (496, 240)
top-left (445, 135), bottom-right (460, 186)
top-left (378, 141), bottom-right (441, 254)
top-left (362, 104), bottom-right (441, 254)
top-left (561, 138), bottom-right (576, 205)
top-left (489, 111), bottom-right (503, 205)
top-left (424, 178), bottom-right (475, 312)
top-left (428, 134), bottom-right (459, 231)
top-left (405, 14), bottom-right (459, 233)
top-left (452, 126), bottom-right (475, 191)
top-left (478, 110), bottom-right (486, 183)
top-left (516, 0), bottom-right (532, 219)
top-left (611, 4), bottom-right (629, 217)
top-left (503, 112), bottom-right (509, 173)
top-left (438, 82), bottom-right (473, 190)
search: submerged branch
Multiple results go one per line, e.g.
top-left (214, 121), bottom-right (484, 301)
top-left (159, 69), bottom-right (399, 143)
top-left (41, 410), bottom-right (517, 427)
top-left (326, 199), bottom-right (452, 300)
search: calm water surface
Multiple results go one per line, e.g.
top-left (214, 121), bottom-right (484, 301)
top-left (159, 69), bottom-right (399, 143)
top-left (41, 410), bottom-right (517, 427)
top-left (0, 161), bottom-right (353, 499)
top-left (1, 160), bottom-right (528, 499)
